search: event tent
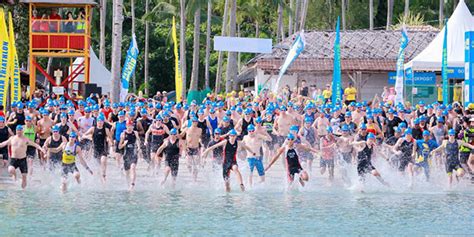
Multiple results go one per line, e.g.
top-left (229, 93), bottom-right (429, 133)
top-left (71, 48), bottom-right (112, 95)
top-left (404, 0), bottom-right (474, 71)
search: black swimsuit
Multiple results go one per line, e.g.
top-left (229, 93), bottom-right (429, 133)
top-left (286, 148), bottom-right (303, 180)
top-left (164, 139), bottom-right (180, 177)
top-left (223, 140), bottom-right (238, 181)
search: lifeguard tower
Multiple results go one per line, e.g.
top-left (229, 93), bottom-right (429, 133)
top-left (21, 0), bottom-right (96, 100)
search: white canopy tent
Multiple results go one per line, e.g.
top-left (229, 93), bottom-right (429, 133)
top-left (71, 48), bottom-right (112, 95)
top-left (404, 0), bottom-right (474, 71)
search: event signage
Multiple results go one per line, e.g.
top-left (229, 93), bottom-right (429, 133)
top-left (394, 27), bottom-right (409, 104)
top-left (465, 31), bottom-right (474, 105)
top-left (332, 17), bottom-right (342, 104)
top-left (120, 34), bottom-right (139, 102)
top-left (388, 72), bottom-right (436, 85)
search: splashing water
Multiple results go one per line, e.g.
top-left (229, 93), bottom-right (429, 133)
top-left (0, 152), bottom-right (473, 235)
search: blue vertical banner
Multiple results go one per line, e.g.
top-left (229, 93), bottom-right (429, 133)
top-left (442, 19), bottom-right (448, 105)
top-left (332, 17), bottom-right (342, 104)
top-left (394, 27), bottom-right (409, 105)
top-left (465, 31), bottom-right (474, 106)
top-left (273, 31), bottom-right (305, 92)
top-left (120, 34), bottom-right (139, 102)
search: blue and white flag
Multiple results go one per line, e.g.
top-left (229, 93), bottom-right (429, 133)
top-left (442, 19), bottom-right (448, 105)
top-left (274, 31), bottom-right (305, 92)
top-left (394, 26), bottom-right (409, 105)
top-left (120, 34), bottom-right (139, 102)
top-left (332, 17), bottom-right (342, 104)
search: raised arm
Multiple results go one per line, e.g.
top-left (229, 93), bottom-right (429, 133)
top-left (265, 147), bottom-right (285, 171)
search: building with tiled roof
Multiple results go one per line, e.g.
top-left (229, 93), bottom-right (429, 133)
top-left (238, 28), bottom-right (439, 101)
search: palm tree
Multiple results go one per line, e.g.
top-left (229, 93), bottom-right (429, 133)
top-left (111, 0), bottom-right (124, 102)
top-left (180, 0), bottom-right (187, 100)
top-left (99, 0), bottom-right (107, 65)
top-left (276, 1), bottom-right (283, 42)
top-left (387, 0), bottom-right (393, 29)
top-left (288, 0), bottom-right (293, 35)
top-left (189, 2), bottom-right (201, 91)
top-left (439, 0), bottom-right (444, 28)
top-left (404, 0), bottom-right (409, 18)
top-left (225, 0), bottom-right (237, 92)
top-left (369, 0), bottom-right (374, 30)
top-left (294, 0), bottom-right (300, 33)
top-left (215, 0), bottom-right (229, 93)
top-left (144, 0), bottom-right (150, 95)
top-left (299, 0), bottom-right (308, 31)
top-left (341, 0), bottom-right (346, 30)
top-left (204, 0), bottom-right (212, 89)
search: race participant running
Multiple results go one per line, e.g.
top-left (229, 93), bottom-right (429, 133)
top-left (351, 133), bottom-right (390, 188)
top-left (82, 114), bottom-right (112, 183)
top-left (298, 117), bottom-right (317, 172)
top-left (156, 128), bottom-right (183, 187)
top-left (37, 109), bottom-right (54, 164)
top-left (24, 116), bottom-right (37, 176)
top-left (265, 133), bottom-right (317, 188)
top-left (203, 129), bottom-right (252, 192)
top-left (111, 111), bottom-right (126, 168)
top-left (144, 115), bottom-right (169, 172)
top-left (59, 132), bottom-right (93, 192)
top-left (0, 116), bottom-right (13, 168)
top-left (392, 128), bottom-right (415, 186)
top-left (241, 124), bottom-right (271, 186)
top-left (181, 117), bottom-right (202, 182)
top-left (320, 127), bottom-right (337, 183)
top-left (43, 125), bottom-right (68, 170)
top-left (0, 125), bottom-right (45, 189)
top-left (432, 129), bottom-right (474, 187)
top-left (119, 120), bottom-right (142, 191)
top-left (413, 130), bottom-right (438, 182)
top-left (207, 128), bottom-right (224, 170)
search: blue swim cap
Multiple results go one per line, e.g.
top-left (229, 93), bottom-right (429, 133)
top-left (70, 132), bottom-right (77, 138)
top-left (399, 122), bottom-right (407, 128)
top-left (422, 130), bottom-right (430, 137)
top-left (97, 115), bottom-right (105, 122)
top-left (448, 129), bottom-right (456, 136)
top-left (367, 133), bottom-right (376, 140)
top-left (345, 111), bottom-right (352, 117)
top-left (0, 116), bottom-right (5, 122)
top-left (418, 100), bottom-right (425, 106)
top-left (287, 133), bottom-right (295, 140)
top-left (52, 125), bottom-right (60, 132)
top-left (437, 116), bottom-right (445, 123)
top-left (25, 115), bottom-right (32, 121)
top-left (229, 129), bottom-right (238, 136)
top-left (404, 128), bottom-right (412, 135)
top-left (209, 108), bottom-right (216, 114)
top-left (84, 107), bottom-right (92, 113)
top-left (413, 118), bottom-right (420, 125)
top-left (170, 128), bottom-right (178, 135)
top-left (255, 117), bottom-right (263, 124)
top-left (60, 113), bottom-right (67, 118)
top-left (360, 123), bottom-right (367, 130)
top-left (191, 116), bottom-right (199, 122)
top-left (140, 108), bottom-right (148, 116)
top-left (118, 111), bottom-right (125, 117)
top-left (155, 114), bottom-right (163, 121)
top-left (223, 116), bottom-right (230, 122)
top-left (290, 125), bottom-right (299, 131)
top-left (327, 126), bottom-right (333, 133)
top-left (214, 128), bottom-right (222, 134)
top-left (388, 108), bottom-right (395, 114)
top-left (244, 108), bottom-right (253, 115)
top-left (341, 124), bottom-right (349, 132)
top-left (280, 105), bottom-right (287, 111)
top-left (394, 127), bottom-right (402, 133)
top-left (304, 117), bottom-right (313, 124)
top-left (366, 114), bottom-right (374, 120)
top-left (247, 124), bottom-right (256, 132)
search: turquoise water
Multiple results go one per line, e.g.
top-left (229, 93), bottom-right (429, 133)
top-left (1, 187), bottom-right (473, 235)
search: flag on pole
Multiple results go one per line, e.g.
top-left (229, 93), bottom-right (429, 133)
top-left (332, 17), bottom-right (342, 104)
top-left (442, 18), bottom-right (448, 105)
top-left (0, 8), bottom-right (9, 108)
top-left (8, 12), bottom-right (20, 103)
top-left (172, 16), bottom-right (183, 102)
top-left (273, 31), bottom-right (305, 92)
top-left (120, 34), bottom-right (139, 102)
top-left (394, 26), bottom-right (409, 105)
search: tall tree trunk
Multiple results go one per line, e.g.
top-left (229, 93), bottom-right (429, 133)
top-left (190, 5), bottom-right (200, 91)
top-left (288, 0), bottom-right (293, 35)
top-left (453, 0), bottom-right (458, 10)
top-left (204, 0), bottom-right (212, 89)
top-left (404, 0), bottom-right (409, 18)
top-left (369, 0), bottom-right (374, 30)
top-left (341, 0), bottom-right (346, 30)
top-left (276, 2), bottom-right (283, 42)
top-left (255, 0), bottom-right (260, 38)
top-left (237, 23), bottom-right (241, 72)
top-left (299, 0), bottom-right (308, 31)
top-left (294, 0), bottom-right (300, 33)
top-left (386, 0), bottom-right (393, 30)
top-left (99, 0), bottom-right (107, 65)
top-left (215, 0), bottom-right (229, 93)
top-left (111, 0), bottom-right (124, 102)
top-left (144, 0), bottom-right (149, 95)
top-left (131, 0), bottom-right (136, 93)
top-left (226, 0), bottom-right (237, 92)
top-left (439, 0), bottom-right (444, 28)
top-left (179, 0), bottom-right (187, 100)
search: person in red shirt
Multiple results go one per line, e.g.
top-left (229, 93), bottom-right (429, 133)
top-left (101, 101), bottom-right (113, 119)
top-left (39, 14), bottom-right (50, 32)
top-left (49, 8), bottom-right (62, 32)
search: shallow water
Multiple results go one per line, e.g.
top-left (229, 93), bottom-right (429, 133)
top-left (0, 158), bottom-right (473, 236)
